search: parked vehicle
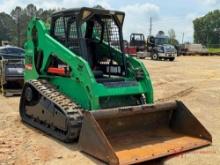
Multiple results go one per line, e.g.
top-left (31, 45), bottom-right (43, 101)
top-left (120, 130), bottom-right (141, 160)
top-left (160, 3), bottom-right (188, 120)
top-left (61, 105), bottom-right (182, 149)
top-left (128, 32), bottom-right (177, 61)
top-left (147, 32), bottom-right (177, 61)
top-left (130, 33), bottom-right (146, 52)
top-left (179, 43), bottom-right (209, 55)
top-left (0, 45), bottom-right (24, 96)
top-left (124, 40), bottom-right (137, 56)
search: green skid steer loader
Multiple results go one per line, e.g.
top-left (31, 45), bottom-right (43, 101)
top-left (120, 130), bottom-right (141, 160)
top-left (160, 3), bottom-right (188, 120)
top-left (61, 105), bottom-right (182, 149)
top-left (20, 7), bottom-right (212, 164)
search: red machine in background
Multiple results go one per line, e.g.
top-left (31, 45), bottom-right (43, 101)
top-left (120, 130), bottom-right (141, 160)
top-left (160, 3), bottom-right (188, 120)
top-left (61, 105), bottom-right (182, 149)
top-left (124, 40), bottom-right (137, 56)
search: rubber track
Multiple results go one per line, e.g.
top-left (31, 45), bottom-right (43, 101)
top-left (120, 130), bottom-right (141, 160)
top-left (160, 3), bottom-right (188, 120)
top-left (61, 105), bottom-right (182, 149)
top-left (20, 79), bottom-right (83, 142)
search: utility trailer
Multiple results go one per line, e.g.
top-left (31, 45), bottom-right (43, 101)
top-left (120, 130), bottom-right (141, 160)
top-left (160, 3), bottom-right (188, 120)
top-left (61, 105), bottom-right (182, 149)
top-left (179, 43), bottom-right (209, 55)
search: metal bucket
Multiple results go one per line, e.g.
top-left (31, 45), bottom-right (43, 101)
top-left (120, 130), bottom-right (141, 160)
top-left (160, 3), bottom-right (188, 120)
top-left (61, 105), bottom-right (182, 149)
top-left (79, 101), bottom-right (212, 165)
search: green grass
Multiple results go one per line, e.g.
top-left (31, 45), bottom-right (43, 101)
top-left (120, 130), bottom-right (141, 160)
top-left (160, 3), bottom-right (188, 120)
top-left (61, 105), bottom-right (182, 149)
top-left (208, 48), bottom-right (220, 53)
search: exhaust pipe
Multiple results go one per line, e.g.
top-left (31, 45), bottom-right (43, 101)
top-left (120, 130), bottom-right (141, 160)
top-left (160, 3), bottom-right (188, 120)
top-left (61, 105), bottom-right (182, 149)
top-left (79, 101), bottom-right (212, 165)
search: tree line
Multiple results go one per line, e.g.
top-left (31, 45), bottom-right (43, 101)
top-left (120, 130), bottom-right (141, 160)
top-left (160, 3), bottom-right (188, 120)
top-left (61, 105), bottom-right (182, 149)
top-left (0, 4), bottom-right (106, 47)
top-left (1, 4), bottom-right (219, 48)
top-left (0, 4), bottom-right (56, 47)
top-left (193, 10), bottom-right (220, 47)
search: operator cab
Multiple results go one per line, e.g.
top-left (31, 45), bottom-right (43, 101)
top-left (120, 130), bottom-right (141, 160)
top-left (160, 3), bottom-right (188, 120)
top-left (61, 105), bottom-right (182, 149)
top-left (130, 33), bottom-right (146, 51)
top-left (51, 7), bottom-right (127, 84)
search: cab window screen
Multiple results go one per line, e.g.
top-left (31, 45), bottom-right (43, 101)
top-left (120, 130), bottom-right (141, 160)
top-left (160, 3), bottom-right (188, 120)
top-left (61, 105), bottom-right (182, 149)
top-left (54, 17), bottom-right (65, 38)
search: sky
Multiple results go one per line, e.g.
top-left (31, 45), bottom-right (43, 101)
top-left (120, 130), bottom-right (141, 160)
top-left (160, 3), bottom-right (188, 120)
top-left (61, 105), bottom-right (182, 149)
top-left (0, 0), bottom-right (220, 42)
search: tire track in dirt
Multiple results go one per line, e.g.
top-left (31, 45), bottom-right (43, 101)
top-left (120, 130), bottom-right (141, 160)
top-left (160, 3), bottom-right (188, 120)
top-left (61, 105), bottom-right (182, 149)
top-left (154, 81), bottom-right (167, 87)
top-left (155, 87), bottom-right (195, 102)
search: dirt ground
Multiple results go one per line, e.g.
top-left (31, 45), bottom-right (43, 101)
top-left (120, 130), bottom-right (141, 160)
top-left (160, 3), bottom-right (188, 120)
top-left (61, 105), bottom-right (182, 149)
top-left (0, 56), bottom-right (220, 165)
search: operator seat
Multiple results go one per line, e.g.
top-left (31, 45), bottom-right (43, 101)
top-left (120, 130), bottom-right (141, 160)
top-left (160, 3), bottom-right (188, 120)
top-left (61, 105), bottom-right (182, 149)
top-left (85, 20), bottom-right (104, 78)
top-left (85, 39), bottom-right (103, 78)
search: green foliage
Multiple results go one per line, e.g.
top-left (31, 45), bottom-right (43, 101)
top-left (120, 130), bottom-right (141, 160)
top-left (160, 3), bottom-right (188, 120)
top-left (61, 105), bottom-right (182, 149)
top-left (0, 12), bottom-right (16, 42)
top-left (208, 48), bottom-right (220, 53)
top-left (193, 10), bottom-right (220, 46)
top-left (167, 29), bottom-right (179, 46)
top-left (0, 4), bottom-right (55, 47)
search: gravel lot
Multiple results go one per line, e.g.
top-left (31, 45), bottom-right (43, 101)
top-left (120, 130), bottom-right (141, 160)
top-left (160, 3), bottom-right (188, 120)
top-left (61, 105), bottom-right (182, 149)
top-left (0, 56), bottom-right (219, 165)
